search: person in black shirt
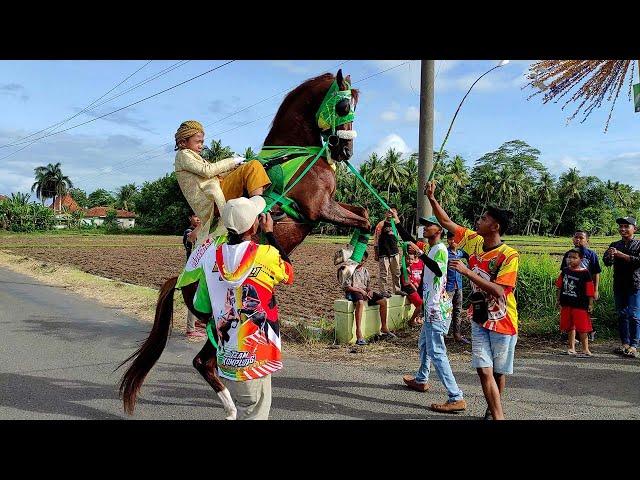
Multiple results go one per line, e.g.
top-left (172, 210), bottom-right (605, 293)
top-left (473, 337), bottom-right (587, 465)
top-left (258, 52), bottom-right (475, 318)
top-left (603, 216), bottom-right (640, 358)
top-left (560, 230), bottom-right (602, 342)
top-left (374, 206), bottom-right (402, 297)
top-left (556, 248), bottom-right (595, 357)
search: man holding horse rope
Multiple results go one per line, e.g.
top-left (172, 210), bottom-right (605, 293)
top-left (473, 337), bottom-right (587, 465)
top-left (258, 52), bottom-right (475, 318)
top-left (209, 196), bottom-right (293, 419)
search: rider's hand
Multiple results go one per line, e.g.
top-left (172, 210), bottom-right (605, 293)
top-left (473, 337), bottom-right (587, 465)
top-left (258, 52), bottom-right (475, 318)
top-left (259, 213), bottom-right (274, 233)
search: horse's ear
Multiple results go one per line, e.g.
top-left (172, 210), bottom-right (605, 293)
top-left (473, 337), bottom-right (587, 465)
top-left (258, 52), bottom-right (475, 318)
top-left (336, 69), bottom-right (344, 89)
top-left (345, 74), bottom-right (351, 85)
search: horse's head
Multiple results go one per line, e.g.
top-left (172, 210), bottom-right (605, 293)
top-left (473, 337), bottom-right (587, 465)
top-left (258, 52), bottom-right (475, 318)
top-left (317, 69), bottom-right (358, 162)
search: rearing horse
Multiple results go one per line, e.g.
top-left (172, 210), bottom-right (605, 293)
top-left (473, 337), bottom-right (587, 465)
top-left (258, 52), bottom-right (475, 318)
top-left (118, 69), bottom-right (369, 418)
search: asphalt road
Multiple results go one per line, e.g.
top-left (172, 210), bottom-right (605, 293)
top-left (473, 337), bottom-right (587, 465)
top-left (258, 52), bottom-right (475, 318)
top-left (1, 266), bottom-right (639, 420)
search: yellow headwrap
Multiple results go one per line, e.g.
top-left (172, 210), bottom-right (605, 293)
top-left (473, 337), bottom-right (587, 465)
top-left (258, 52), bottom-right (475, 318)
top-left (174, 120), bottom-right (204, 146)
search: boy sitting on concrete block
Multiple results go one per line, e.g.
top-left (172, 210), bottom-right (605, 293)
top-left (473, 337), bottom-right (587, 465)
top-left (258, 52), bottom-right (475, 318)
top-left (338, 251), bottom-right (397, 346)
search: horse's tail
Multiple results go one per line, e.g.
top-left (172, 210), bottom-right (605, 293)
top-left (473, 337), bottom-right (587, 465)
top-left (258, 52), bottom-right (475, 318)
top-left (117, 276), bottom-right (178, 415)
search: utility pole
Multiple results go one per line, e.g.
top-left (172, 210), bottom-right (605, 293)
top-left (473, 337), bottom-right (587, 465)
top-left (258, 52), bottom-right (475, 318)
top-left (417, 60), bottom-right (435, 227)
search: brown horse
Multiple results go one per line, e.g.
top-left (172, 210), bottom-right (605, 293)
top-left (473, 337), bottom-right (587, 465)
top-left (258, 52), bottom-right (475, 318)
top-left (118, 69), bottom-right (370, 418)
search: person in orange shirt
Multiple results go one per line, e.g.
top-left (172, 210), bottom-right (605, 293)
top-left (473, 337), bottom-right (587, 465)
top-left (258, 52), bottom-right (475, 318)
top-left (425, 181), bottom-right (519, 421)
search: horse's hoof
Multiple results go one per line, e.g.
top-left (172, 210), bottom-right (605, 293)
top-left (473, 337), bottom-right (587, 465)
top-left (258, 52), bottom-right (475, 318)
top-left (217, 388), bottom-right (237, 420)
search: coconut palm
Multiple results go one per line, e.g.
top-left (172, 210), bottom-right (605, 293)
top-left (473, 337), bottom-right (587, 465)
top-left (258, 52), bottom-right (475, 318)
top-left (527, 173), bottom-right (555, 235)
top-left (31, 162), bottom-right (73, 210)
top-left (10, 192), bottom-right (31, 206)
top-left (243, 147), bottom-right (257, 160)
top-left (378, 148), bottom-right (409, 201)
top-left (606, 180), bottom-right (634, 209)
top-left (116, 183), bottom-right (138, 211)
top-left (554, 167), bottom-right (586, 235)
top-left (201, 139), bottom-right (235, 162)
top-left (448, 155), bottom-right (469, 188)
top-left (360, 152), bottom-right (383, 185)
top-left (525, 60), bottom-right (637, 132)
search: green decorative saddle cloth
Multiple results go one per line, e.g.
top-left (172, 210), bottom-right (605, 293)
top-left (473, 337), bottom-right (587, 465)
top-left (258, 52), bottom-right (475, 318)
top-left (255, 146), bottom-right (330, 222)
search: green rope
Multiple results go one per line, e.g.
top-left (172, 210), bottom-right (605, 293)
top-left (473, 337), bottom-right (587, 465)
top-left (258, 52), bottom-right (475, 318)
top-left (343, 161), bottom-right (410, 283)
top-left (205, 314), bottom-right (218, 350)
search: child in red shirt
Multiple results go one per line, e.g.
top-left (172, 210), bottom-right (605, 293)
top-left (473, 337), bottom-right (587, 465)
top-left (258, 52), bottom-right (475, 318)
top-left (556, 248), bottom-right (595, 357)
top-left (401, 251), bottom-right (424, 326)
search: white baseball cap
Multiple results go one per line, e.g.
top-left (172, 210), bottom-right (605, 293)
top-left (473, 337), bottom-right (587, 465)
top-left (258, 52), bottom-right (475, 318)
top-left (221, 196), bottom-right (266, 234)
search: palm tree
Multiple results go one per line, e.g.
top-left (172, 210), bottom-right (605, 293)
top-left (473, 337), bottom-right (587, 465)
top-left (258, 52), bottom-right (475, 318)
top-left (554, 167), bottom-right (585, 235)
top-left (201, 139), bottom-right (235, 162)
top-left (448, 155), bottom-right (469, 188)
top-left (31, 162), bottom-right (73, 211)
top-left (360, 152), bottom-right (383, 185)
top-left (607, 180), bottom-right (633, 209)
top-left (10, 192), bottom-right (31, 206)
top-left (527, 173), bottom-right (555, 235)
top-left (243, 147), bottom-right (257, 160)
top-left (378, 148), bottom-right (409, 201)
top-left (116, 183), bottom-right (138, 211)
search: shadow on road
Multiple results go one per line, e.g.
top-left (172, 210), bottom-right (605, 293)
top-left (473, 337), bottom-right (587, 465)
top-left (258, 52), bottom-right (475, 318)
top-left (16, 314), bottom-right (148, 351)
top-left (0, 372), bottom-right (124, 420)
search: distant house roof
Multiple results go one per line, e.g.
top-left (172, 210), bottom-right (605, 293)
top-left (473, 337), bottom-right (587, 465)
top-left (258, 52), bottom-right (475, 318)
top-left (49, 193), bottom-right (81, 213)
top-left (84, 207), bottom-right (137, 218)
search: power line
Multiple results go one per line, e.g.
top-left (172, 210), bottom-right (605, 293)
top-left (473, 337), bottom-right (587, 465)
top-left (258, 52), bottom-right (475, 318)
top-left (0, 61), bottom-right (192, 161)
top-left (77, 61), bottom-right (350, 188)
top-left (76, 61), bottom-right (191, 117)
top-left (354, 61), bottom-right (410, 84)
top-left (0, 60), bottom-right (234, 163)
top-left (0, 60), bottom-right (154, 149)
top-left (78, 60), bottom-right (408, 191)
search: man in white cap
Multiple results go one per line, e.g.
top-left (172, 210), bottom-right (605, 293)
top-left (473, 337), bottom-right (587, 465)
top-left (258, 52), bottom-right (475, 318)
top-left (209, 196), bottom-right (293, 419)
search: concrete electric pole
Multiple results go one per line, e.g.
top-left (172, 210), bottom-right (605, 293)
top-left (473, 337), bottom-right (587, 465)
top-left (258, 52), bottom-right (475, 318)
top-left (417, 60), bottom-right (435, 227)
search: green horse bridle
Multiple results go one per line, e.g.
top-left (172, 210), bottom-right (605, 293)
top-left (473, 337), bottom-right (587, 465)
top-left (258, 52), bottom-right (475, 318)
top-left (316, 78), bottom-right (357, 145)
top-left (254, 78), bottom-right (358, 215)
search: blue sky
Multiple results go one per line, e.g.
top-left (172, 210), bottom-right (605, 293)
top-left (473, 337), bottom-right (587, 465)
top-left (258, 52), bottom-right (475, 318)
top-left (1, 59), bottom-right (639, 198)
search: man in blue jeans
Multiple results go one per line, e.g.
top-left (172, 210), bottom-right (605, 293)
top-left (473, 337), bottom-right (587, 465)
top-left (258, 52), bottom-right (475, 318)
top-left (398, 213), bottom-right (466, 414)
top-left (604, 216), bottom-right (640, 358)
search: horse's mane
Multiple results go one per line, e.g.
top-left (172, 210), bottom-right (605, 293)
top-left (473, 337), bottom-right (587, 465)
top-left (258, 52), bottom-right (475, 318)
top-left (265, 73), bottom-right (359, 143)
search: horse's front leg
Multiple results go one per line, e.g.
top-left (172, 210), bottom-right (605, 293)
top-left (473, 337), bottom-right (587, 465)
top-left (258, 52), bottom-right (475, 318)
top-left (193, 340), bottom-right (237, 420)
top-left (317, 198), bottom-right (371, 231)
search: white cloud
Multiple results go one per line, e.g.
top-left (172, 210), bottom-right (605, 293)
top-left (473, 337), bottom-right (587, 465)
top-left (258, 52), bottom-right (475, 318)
top-left (404, 106), bottom-right (420, 122)
top-left (542, 151), bottom-right (640, 189)
top-left (0, 127), bottom-right (171, 196)
top-left (380, 111), bottom-right (398, 121)
top-left (372, 133), bottom-right (413, 157)
top-left (0, 169), bottom-right (35, 196)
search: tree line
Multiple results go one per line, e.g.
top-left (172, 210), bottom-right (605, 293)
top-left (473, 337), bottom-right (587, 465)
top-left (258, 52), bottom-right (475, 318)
top-left (332, 139), bottom-right (640, 236)
top-left (3, 138), bottom-right (638, 236)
